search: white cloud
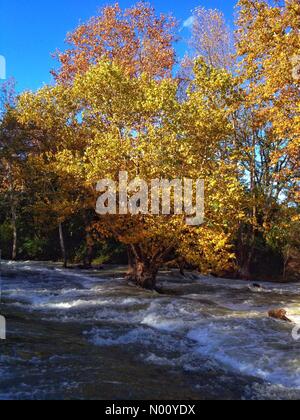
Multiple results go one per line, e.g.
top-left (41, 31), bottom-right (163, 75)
top-left (182, 16), bottom-right (195, 30)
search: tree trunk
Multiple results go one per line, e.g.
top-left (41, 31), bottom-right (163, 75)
top-left (241, 239), bottom-right (255, 280)
top-left (128, 260), bottom-right (158, 290)
top-left (236, 223), bottom-right (256, 280)
top-left (239, 261), bottom-right (251, 280)
top-left (283, 247), bottom-right (291, 283)
top-left (127, 245), bottom-right (135, 274)
top-left (11, 204), bottom-right (17, 260)
top-left (83, 231), bottom-right (94, 269)
top-left (58, 222), bottom-right (67, 268)
top-left (177, 257), bottom-right (186, 276)
top-left (82, 213), bottom-right (94, 268)
top-left (126, 246), bottom-right (158, 290)
top-left (238, 127), bottom-right (257, 281)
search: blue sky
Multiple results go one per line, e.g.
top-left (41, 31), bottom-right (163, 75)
top-left (0, 0), bottom-right (237, 93)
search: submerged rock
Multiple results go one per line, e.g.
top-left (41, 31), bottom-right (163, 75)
top-left (268, 309), bottom-right (292, 323)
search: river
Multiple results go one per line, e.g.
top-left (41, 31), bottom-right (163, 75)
top-left (0, 261), bottom-right (300, 400)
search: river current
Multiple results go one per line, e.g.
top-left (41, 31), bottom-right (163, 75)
top-left (0, 261), bottom-right (300, 400)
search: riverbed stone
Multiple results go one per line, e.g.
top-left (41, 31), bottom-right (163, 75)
top-left (268, 309), bottom-right (292, 323)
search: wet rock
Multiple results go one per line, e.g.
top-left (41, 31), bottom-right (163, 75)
top-left (268, 309), bottom-right (292, 323)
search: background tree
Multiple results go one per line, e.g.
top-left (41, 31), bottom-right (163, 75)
top-left (189, 7), bottom-right (234, 70)
top-left (236, 0), bottom-right (299, 201)
top-left (179, 7), bottom-right (234, 100)
top-left (0, 81), bottom-right (28, 260)
top-left (234, 0), bottom-right (300, 278)
top-left (17, 84), bottom-right (93, 268)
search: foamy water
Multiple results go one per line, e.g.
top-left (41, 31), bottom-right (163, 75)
top-left (0, 261), bottom-right (300, 400)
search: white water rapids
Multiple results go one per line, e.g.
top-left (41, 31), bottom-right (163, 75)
top-left (0, 261), bottom-right (300, 400)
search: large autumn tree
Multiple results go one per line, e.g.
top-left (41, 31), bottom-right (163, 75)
top-left (18, 57), bottom-right (245, 289)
